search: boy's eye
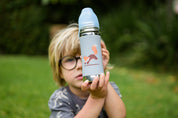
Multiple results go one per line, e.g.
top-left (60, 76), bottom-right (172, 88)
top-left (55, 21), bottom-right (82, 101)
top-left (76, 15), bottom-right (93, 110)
top-left (66, 58), bottom-right (74, 62)
top-left (63, 57), bottom-right (75, 63)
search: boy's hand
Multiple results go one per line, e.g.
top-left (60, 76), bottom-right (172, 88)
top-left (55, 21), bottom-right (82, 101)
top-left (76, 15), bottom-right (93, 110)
top-left (81, 72), bottom-right (110, 99)
top-left (101, 41), bottom-right (109, 70)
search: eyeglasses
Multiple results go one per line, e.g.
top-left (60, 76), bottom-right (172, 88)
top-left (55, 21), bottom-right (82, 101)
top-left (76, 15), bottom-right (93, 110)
top-left (58, 56), bottom-right (81, 70)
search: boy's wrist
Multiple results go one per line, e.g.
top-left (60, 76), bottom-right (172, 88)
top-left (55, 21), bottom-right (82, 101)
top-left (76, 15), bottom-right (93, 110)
top-left (89, 95), bottom-right (105, 107)
top-left (89, 94), bottom-right (106, 101)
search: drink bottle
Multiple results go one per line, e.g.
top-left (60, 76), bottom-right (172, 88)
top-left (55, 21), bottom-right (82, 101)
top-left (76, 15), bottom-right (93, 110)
top-left (78, 7), bottom-right (104, 82)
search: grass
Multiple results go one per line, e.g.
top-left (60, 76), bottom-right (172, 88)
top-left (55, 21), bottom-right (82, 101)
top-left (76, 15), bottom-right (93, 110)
top-left (0, 55), bottom-right (57, 118)
top-left (0, 55), bottom-right (177, 118)
top-left (110, 67), bottom-right (178, 118)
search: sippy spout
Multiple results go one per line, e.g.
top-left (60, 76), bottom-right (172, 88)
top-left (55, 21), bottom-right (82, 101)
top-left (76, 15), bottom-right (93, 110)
top-left (78, 7), bottom-right (99, 31)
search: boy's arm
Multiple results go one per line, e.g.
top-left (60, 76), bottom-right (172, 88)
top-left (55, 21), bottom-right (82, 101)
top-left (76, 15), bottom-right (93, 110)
top-left (74, 95), bottom-right (105, 118)
top-left (76, 72), bottom-right (109, 118)
top-left (104, 83), bottom-right (126, 118)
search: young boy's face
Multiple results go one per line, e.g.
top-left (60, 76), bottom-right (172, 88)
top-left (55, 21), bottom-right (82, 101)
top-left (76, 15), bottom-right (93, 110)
top-left (60, 52), bottom-right (83, 90)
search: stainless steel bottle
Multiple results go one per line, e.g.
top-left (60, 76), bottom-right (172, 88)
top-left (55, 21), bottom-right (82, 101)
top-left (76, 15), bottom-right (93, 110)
top-left (78, 8), bottom-right (104, 82)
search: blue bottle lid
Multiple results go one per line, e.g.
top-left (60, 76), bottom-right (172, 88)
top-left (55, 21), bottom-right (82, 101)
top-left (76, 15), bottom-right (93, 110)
top-left (78, 8), bottom-right (99, 31)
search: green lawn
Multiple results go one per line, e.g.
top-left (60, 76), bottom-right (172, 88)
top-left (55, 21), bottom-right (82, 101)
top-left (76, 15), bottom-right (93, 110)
top-left (0, 55), bottom-right (177, 118)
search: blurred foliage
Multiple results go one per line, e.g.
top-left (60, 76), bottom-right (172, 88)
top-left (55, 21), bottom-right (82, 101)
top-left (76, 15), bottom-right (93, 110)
top-left (43, 0), bottom-right (120, 23)
top-left (0, 0), bottom-right (177, 71)
top-left (0, 0), bottom-right (49, 55)
top-left (42, 0), bottom-right (78, 5)
top-left (100, 3), bottom-right (178, 72)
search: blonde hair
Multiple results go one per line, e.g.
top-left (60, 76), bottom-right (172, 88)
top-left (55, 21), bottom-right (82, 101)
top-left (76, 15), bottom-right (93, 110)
top-left (48, 23), bottom-right (112, 87)
top-left (48, 23), bottom-right (80, 86)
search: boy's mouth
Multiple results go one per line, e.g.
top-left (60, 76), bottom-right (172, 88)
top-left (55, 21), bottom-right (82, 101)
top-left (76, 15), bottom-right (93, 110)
top-left (76, 74), bottom-right (83, 80)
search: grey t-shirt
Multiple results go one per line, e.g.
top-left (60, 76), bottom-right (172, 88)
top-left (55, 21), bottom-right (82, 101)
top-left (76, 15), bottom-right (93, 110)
top-left (48, 82), bottom-right (122, 118)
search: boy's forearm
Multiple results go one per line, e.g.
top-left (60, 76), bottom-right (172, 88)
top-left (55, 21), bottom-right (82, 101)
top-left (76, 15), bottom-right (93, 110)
top-left (74, 95), bottom-right (105, 118)
top-left (104, 83), bottom-right (126, 118)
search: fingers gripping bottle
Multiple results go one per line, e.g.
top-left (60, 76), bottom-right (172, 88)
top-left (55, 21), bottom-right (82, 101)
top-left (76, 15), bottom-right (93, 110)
top-left (78, 8), bottom-right (104, 82)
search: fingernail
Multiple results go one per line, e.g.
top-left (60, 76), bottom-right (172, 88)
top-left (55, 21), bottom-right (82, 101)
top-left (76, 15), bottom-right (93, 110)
top-left (84, 80), bottom-right (89, 83)
top-left (95, 76), bottom-right (98, 79)
top-left (101, 73), bottom-right (104, 76)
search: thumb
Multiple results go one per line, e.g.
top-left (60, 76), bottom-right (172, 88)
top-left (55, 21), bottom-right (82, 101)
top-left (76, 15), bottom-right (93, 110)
top-left (81, 80), bottom-right (90, 91)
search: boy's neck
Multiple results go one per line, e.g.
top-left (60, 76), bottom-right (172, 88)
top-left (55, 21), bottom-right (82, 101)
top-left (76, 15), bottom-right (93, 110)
top-left (68, 85), bottom-right (89, 99)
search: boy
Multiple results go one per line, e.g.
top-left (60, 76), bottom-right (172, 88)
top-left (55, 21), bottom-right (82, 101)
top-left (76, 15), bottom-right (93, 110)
top-left (48, 23), bottom-right (126, 118)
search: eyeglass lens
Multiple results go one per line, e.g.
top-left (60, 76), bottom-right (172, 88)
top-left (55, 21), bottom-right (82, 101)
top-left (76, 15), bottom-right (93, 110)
top-left (61, 56), bottom-right (76, 70)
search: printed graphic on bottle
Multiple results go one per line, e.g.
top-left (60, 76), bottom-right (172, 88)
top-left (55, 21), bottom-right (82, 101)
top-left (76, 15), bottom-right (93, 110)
top-left (83, 45), bottom-right (98, 64)
top-left (80, 35), bottom-right (104, 76)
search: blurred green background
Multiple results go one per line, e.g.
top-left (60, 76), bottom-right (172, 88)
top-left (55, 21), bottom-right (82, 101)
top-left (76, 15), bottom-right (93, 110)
top-left (0, 0), bottom-right (178, 117)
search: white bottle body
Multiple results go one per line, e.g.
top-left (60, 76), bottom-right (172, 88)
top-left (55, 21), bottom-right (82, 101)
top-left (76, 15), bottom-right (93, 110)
top-left (79, 27), bottom-right (104, 81)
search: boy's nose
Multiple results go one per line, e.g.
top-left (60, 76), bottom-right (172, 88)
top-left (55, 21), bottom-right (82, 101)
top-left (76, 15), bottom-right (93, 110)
top-left (76, 57), bottom-right (82, 69)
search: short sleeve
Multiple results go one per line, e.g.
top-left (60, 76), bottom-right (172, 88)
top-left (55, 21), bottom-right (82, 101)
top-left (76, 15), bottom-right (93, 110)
top-left (110, 81), bottom-right (122, 97)
top-left (48, 88), bottom-right (75, 118)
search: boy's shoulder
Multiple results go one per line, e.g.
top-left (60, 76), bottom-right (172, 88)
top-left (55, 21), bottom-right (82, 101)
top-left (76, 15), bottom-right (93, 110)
top-left (49, 87), bottom-right (69, 100)
top-left (110, 81), bottom-right (122, 98)
top-left (48, 87), bottom-right (81, 117)
top-left (48, 87), bottom-right (72, 110)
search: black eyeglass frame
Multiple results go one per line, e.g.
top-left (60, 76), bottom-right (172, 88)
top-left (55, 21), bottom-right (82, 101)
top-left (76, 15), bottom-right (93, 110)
top-left (58, 56), bottom-right (81, 70)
